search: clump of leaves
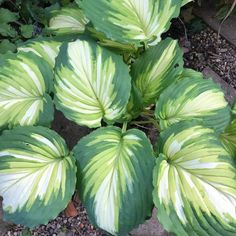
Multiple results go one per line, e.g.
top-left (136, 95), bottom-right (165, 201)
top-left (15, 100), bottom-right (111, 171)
top-left (0, 8), bottom-right (19, 53)
top-left (0, 6), bottom-right (35, 53)
top-left (0, 0), bottom-right (74, 53)
top-left (0, 1), bottom-right (235, 236)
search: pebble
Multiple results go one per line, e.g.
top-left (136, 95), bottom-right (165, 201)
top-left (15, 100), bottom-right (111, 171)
top-left (183, 27), bottom-right (236, 89)
top-left (4, 202), bottom-right (105, 236)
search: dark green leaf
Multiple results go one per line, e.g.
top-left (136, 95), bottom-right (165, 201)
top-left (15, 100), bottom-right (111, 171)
top-left (20, 24), bottom-right (34, 38)
top-left (179, 68), bottom-right (204, 80)
top-left (0, 8), bottom-right (19, 23)
top-left (0, 24), bottom-right (17, 37)
top-left (0, 39), bottom-right (16, 54)
top-left (21, 229), bottom-right (32, 236)
top-left (73, 126), bottom-right (155, 235)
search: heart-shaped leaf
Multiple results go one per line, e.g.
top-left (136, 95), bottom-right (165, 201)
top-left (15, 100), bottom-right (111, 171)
top-left (132, 38), bottom-right (183, 106)
top-left (73, 126), bottom-right (155, 235)
top-left (153, 121), bottom-right (236, 236)
top-left (81, 0), bottom-right (182, 46)
top-left (54, 38), bottom-right (131, 128)
top-left (0, 126), bottom-right (76, 227)
top-left (18, 38), bottom-right (62, 69)
top-left (48, 7), bottom-right (89, 35)
top-left (155, 78), bottom-right (231, 133)
top-left (0, 52), bottom-right (54, 130)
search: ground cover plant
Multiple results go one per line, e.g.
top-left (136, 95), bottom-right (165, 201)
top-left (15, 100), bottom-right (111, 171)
top-left (0, 0), bottom-right (236, 235)
top-left (0, 0), bottom-right (74, 53)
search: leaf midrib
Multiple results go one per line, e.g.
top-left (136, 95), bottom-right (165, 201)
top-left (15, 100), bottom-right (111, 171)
top-left (106, 136), bottom-right (124, 201)
top-left (1, 159), bottom-right (63, 195)
top-left (126, 0), bottom-right (149, 37)
top-left (173, 164), bottom-right (234, 200)
top-left (80, 55), bottom-right (106, 117)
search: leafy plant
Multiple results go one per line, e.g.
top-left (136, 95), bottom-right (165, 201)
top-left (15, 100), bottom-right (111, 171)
top-left (0, 51), bottom-right (54, 129)
top-left (0, 0), bottom-right (236, 236)
top-left (154, 121), bottom-right (236, 235)
top-left (47, 6), bottom-right (89, 35)
top-left (0, 0), bottom-right (73, 53)
top-left (0, 126), bottom-right (76, 227)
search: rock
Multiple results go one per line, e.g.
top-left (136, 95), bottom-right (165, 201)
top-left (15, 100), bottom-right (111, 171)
top-left (131, 209), bottom-right (171, 236)
top-left (203, 66), bottom-right (236, 104)
top-left (194, 7), bottom-right (236, 47)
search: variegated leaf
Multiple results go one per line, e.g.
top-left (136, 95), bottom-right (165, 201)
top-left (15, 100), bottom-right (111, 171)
top-left (132, 38), bottom-right (183, 106)
top-left (182, 0), bottom-right (193, 6)
top-left (84, 25), bottom-right (138, 53)
top-left (232, 100), bottom-right (236, 117)
top-left (179, 68), bottom-right (204, 80)
top-left (121, 83), bottom-right (144, 122)
top-left (0, 126), bottom-right (76, 227)
top-left (155, 78), bottom-right (230, 133)
top-left (48, 7), bottom-right (89, 35)
top-left (0, 52), bottom-right (54, 129)
top-left (18, 38), bottom-right (62, 69)
top-left (54, 38), bottom-right (131, 128)
top-left (73, 126), bottom-right (155, 235)
top-left (153, 121), bottom-right (236, 236)
top-left (221, 120), bottom-right (236, 157)
top-left (81, 0), bottom-right (182, 46)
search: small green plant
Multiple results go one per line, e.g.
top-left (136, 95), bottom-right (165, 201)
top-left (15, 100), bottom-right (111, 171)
top-left (0, 0), bottom-right (236, 236)
top-left (0, 0), bottom-right (74, 53)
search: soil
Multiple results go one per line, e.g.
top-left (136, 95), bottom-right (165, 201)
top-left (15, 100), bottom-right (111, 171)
top-left (194, 7), bottom-right (236, 48)
top-left (167, 19), bottom-right (236, 89)
top-left (3, 201), bottom-right (105, 236)
top-left (184, 27), bottom-right (236, 89)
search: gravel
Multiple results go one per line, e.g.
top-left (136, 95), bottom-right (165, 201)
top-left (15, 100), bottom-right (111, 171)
top-left (183, 27), bottom-right (236, 88)
top-left (165, 18), bottom-right (236, 89)
top-left (4, 201), bottom-right (106, 236)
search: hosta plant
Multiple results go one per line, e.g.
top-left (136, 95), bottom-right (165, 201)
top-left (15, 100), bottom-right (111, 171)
top-left (0, 0), bottom-right (236, 235)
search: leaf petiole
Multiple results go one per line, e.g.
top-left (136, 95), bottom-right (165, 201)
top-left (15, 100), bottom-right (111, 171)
top-left (122, 122), bottom-right (128, 133)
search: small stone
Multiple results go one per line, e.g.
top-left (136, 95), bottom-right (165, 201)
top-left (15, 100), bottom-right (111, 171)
top-left (80, 223), bottom-right (84, 229)
top-left (66, 231), bottom-right (73, 236)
